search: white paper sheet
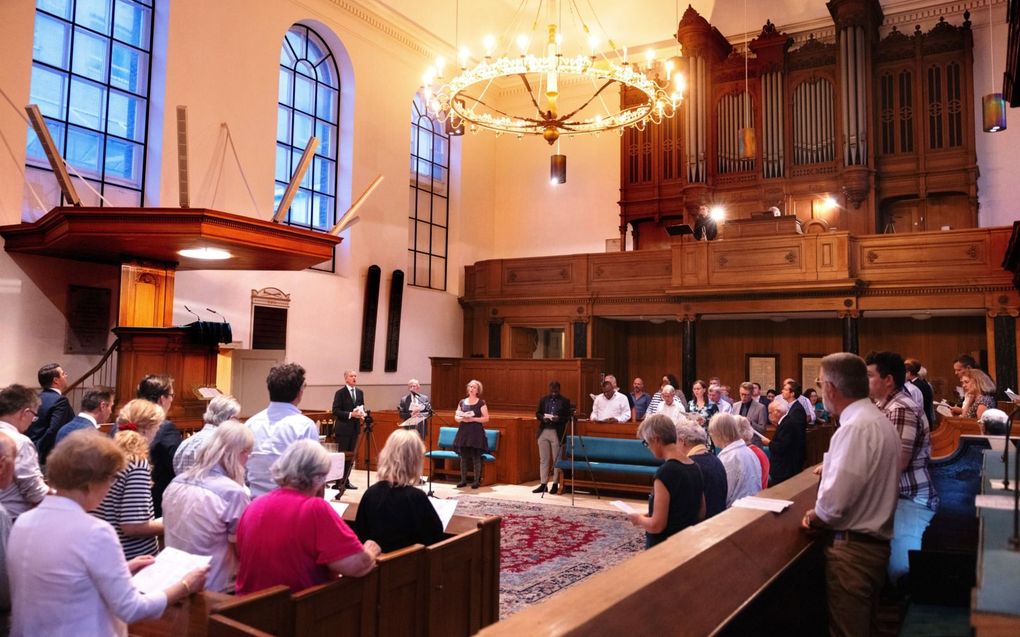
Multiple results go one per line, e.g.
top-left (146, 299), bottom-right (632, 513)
top-left (428, 497), bottom-right (458, 531)
top-left (330, 501), bottom-right (350, 517)
top-left (976, 494), bottom-right (1017, 510)
top-left (731, 496), bottom-right (794, 513)
top-left (400, 416), bottom-right (426, 429)
top-left (325, 453), bottom-right (345, 482)
top-left (131, 547), bottom-right (211, 595)
top-left (1006, 388), bottom-right (1019, 402)
top-left (609, 500), bottom-right (637, 514)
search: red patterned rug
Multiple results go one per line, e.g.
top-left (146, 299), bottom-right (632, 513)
top-left (452, 496), bottom-right (645, 618)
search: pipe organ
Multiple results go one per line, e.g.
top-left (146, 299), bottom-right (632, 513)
top-left (619, 0), bottom-right (978, 251)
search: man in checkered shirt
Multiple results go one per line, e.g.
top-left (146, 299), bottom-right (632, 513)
top-left (865, 351), bottom-right (939, 589)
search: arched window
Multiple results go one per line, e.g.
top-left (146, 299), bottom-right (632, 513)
top-left (408, 94), bottom-right (450, 291)
top-left (26, 0), bottom-right (156, 207)
top-left (276, 24), bottom-right (339, 233)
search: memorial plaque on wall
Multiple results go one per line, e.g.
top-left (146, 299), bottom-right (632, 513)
top-left (65, 285), bottom-right (111, 354)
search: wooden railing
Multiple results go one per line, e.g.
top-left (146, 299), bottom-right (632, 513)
top-left (65, 338), bottom-right (119, 412)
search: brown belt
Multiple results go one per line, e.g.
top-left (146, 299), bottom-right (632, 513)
top-left (828, 530), bottom-right (888, 545)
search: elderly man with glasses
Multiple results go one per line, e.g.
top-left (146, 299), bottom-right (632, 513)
top-left (0, 385), bottom-right (49, 519)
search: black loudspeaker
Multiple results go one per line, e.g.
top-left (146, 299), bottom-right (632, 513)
top-left (359, 265), bottom-right (381, 372)
top-left (384, 270), bottom-right (405, 373)
top-left (488, 322), bottom-right (502, 358)
top-left (572, 321), bottom-right (587, 358)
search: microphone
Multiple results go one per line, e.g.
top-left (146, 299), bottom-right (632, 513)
top-left (183, 305), bottom-right (201, 321)
top-left (206, 307), bottom-right (227, 323)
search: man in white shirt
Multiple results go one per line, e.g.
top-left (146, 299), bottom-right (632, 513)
top-left (0, 385), bottom-right (49, 518)
top-left (653, 385), bottom-right (687, 424)
top-left (802, 353), bottom-right (899, 637)
top-left (709, 385), bottom-right (733, 414)
top-left (775, 378), bottom-right (816, 425)
top-left (590, 381), bottom-right (631, 423)
top-left (245, 364), bottom-right (319, 498)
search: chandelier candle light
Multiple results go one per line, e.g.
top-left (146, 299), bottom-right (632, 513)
top-left (422, 0), bottom-right (685, 181)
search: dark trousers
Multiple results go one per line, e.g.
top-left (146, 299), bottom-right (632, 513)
top-left (334, 421), bottom-right (358, 452)
top-left (459, 448), bottom-right (483, 485)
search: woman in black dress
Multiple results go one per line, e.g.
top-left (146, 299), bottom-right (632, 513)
top-left (627, 414), bottom-right (705, 548)
top-left (355, 429), bottom-right (443, 552)
top-left (453, 379), bottom-right (489, 489)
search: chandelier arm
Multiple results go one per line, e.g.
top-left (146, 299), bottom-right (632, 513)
top-left (558, 79), bottom-right (617, 120)
top-left (456, 93), bottom-right (547, 125)
top-left (517, 74), bottom-right (546, 117)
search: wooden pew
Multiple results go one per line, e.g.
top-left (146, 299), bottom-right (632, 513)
top-left (207, 614), bottom-right (276, 637)
top-left (425, 528), bottom-right (483, 636)
top-left (376, 544), bottom-right (428, 637)
top-left (292, 572), bottom-right (378, 636)
top-left (209, 585), bottom-right (292, 637)
top-left (932, 416), bottom-right (982, 458)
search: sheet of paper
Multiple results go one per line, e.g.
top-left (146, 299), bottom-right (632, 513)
top-left (976, 494), bottom-right (1017, 510)
top-left (428, 497), bottom-right (458, 530)
top-left (196, 386), bottom-right (221, 399)
top-left (731, 496), bottom-right (794, 513)
top-left (609, 500), bottom-right (637, 514)
top-left (399, 416), bottom-right (426, 428)
top-left (330, 501), bottom-right (350, 517)
top-left (131, 547), bottom-right (211, 595)
top-left (325, 453), bottom-right (345, 482)
top-left (323, 487), bottom-right (340, 501)
top-left (1006, 388), bottom-right (1019, 402)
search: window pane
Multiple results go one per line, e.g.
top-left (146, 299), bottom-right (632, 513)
top-left (104, 136), bottom-right (142, 186)
top-left (26, 119), bottom-right (66, 163)
top-left (38, 0), bottom-right (73, 20)
top-left (284, 28), bottom-right (305, 60)
top-left (316, 86), bottom-right (337, 121)
top-left (316, 57), bottom-right (335, 86)
top-left (30, 64), bottom-right (68, 119)
top-left (312, 194), bottom-right (333, 230)
top-left (414, 252), bottom-right (430, 287)
top-left (113, 0), bottom-right (150, 49)
top-left (110, 43), bottom-right (148, 95)
top-left (416, 127), bottom-right (431, 160)
top-left (107, 90), bottom-right (145, 141)
top-left (33, 13), bottom-right (70, 69)
top-left (293, 73), bottom-right (314, 113)
top-left (273, 182), bottom-right (286, 210)
top-left (278, 68), bottom-right (293, 105)
top-left (314, 120), bottom-right (335, 158)
top-left (75, 0), bottom-right (112, 35)
top-left (415, 220), bottom-right (431, 252)
top-left (275, 144), bottom-right (290, 182)
top-left (430, 257), bottom-right (446, 289)
top-left (68, 77), bottom-right (107, 130)
top-left (292, 112), bottom-right (312, 148)
top-left (306, 33), bottom-right (327, 65)
top-left (432, 167), bottom-right (448, 196)
top-left (293, 149), bottom-right (310, 188)
top-left (276, 107), bottom-right (291, 143)
top-left (416, 189), bottom-right (432, 223)
top-left (431, 224), bottom-right (447, 257)
top-left (289, 188), bottom-right (311, 226)
top-left (72, 27), bottom-right (109, 81)
top-left (66, 126), bottom-right (103, 176)
top-left (435, 135), bottom-right (449, 167)
top-left (313, 156), bottom-right (335, 195)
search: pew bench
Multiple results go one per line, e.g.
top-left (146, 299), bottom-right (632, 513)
top-left (555, 435), bottom-right (663, 494)
top-left (425, 427), bottom-right (501, 486)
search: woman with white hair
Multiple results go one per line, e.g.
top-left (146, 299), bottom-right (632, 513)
top-left (675, 421), bottom-right (727, 518)
top-left (355, 429), bottom-right (443, 552)
top-left (708, 413), bottom-right (761, 507)
top-left (172, 394), bottom-right (242, 475)
top-left (737, 416), bottom-right (770, 490)
top-left (235, 440), bottom-right (380, 593)
top-left (627, 415), bottom-right (704, 548)
top-left (163, 420), bottom-right (253, 592)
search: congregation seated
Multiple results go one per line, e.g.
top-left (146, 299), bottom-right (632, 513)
top-left (172, 394), bottom-right (241, 475)
top-left (675, 421), bottom-right (727, 519)
top-left (355, 429), bottom-right (443, 553)
top-left (163, 420), bottom-right (252, 593)
top-left (9, 431), bottom-right (206, 636)
top-left (708, 413), bottom-right (761, 507)
top-left (93, 399), bottom-right (165, 560)
top-left (627, 415), bottom-right (705, 548)
top-left (236, 440), bottom-right (380, 594)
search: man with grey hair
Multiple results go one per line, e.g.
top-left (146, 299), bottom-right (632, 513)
top-left (173, 394), bottom-right (243, 474)
top-left (736, 382), bottom-right (767, 434)
top-left (802, 353), bottom-right (899, 637)
top-left (708, 385), bottom-right (732, 414)
top-left (0, 432), bottom-right (17, 612)
top-left (655, 385), bottom-right (686, 425)
top-left (767, 397), bottom-right (806, 486)
top-left (397, 378), bottom-right (432, 440)
top-left (675, 421), bottom-right (727, 518)
top-left (0, 385), bottom-right (48, 519)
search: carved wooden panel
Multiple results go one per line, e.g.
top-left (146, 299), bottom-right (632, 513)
top-left (855, 228), bottom-right (1010, 282)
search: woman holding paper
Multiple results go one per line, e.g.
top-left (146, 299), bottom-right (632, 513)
top-left (453, 380), bottom-right (489, 489)
top-left (355, 429), bottom-right (443, 552)
top-left (163, 420), bottom-right (252, 592)
top-left (8, 431), bottom-right (207, 637)
top-left (627, 414), bottom-right (705, 548)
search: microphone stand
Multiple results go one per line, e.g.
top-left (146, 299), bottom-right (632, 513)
top-left (1006, 405), bottom-right (1019, 550)
top-left (423, 404), bottom-right (435, 498)
top-left (1004, 404), bottom-right (1018, 490)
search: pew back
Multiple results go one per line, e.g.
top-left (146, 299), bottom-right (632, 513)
top-left (426, 528), bottom-right (483, 636)
top-left (291, 573), bottom-right (378, 636)
top-left (211, 585), bottom-right (292, 637)
top-left (376, 544), bottom-right (427, 637)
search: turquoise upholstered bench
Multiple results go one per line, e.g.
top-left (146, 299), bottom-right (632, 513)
top-left (425, 427), bottom-right (500, 463)
top-left (555, 436), bottom-right (663, 493)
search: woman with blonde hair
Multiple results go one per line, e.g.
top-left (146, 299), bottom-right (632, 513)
top-left (354, 429), bottom-right (443, 552)
top-left (163, 420), bottom-right (253, 592)
top-left (93, 399), bottom-right (165, 559)
top-left (453, 379), bottom-right (489, 489)
top-left (9, 431), bottom-right (207, 636)
top-left (951, 368), bottom-right (997, 419)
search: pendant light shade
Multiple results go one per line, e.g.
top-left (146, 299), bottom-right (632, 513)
top-left (550, 154), bottom-right (567, 185)
top-left (983, 93), bottom-right (1007, 133)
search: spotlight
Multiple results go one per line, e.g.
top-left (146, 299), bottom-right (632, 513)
top-left (550, 154), bottom-right (566, 185)
top-left (709, 206), bottom-right (725, 222)
top-left (821, 196), bottom-right (838, 211)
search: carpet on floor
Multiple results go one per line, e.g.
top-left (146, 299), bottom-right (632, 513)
top-left (452, 495), bottom-right (645, 619)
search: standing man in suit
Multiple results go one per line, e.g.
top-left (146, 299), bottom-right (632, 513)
top-left (767, 398), bottom-right (806, 486)
top-left (332, 370), bottom-right (365, 490)
top-left (397, 378), bottom-right (432, 439)
top-left (904, 358), bottom-right (935, 427)
top-left (55, 387), bottom-right (114, 446)
top-left (736, 382), bottom-right (768, 436)
top-left (26, 363), bottom-right (72, 462)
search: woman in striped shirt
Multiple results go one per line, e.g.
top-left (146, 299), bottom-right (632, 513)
top-left (93, 399), bottom-right (165, 560)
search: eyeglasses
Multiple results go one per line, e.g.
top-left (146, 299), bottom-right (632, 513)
top-left (25, 408), bottom-right (37, 417)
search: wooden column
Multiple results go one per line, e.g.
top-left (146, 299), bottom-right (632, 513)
top-left (841, 312), bottom-right (859, 354)
top-left (682, 317), bottom-right (697, 393)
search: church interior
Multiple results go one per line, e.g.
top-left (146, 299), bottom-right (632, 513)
top-left (1, 0), bottom-right (1020, 635)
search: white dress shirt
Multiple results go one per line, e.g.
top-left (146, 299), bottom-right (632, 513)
top-left (814, 398), bottom-right (900, 539)
top-left (245, 402), bottom-right (319, 498)
top-left (655, 399), bottom-right (687, 425)
top-left (773, 395), bottom-right (816, 423)
top-left (715, 399), bottom-right (733, 414)
top-left (172, 423), bottom-right (216, 475)
top-left (8, 495), bottom-right (167, 637)
top-left (163, 466), bottom-right (250, 593)
top-left (717, 439), bottom-right (761, 507)
top-left (0, 420), bottom-right (49, 518)
top-left (591, 392), bottom-right (632, 423)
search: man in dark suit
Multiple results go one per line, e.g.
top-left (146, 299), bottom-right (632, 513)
top-left (736, 382), bottom-right (768, 436)
top-left (27, 363), bottom-right (73, 462)
top-left (332, 370), bottom-right (365, 490)
top-left (55, 387), bottom-right (114, 447)
top-left (905, 358), bottom-right (935, 427)
top-left (752, 382), bottom-right (769, 407)
top-left (767, 397), bottom-right (807, 486)
top-left (397, 378), bottom-right (431, 439)
top-left (137, 374), bottom-right (182, 517)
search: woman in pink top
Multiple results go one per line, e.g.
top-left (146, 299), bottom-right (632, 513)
top-left (235, 440), bottom-right (380, 593)
top-left (737, 416), bottom-right (770, 489)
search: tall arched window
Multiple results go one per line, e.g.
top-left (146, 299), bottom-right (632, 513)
top-left (276, 24), bottom-right (339, 235)
top-left (408, 94), bottom-right (449, 291)
top-left (27, 0), bottom-right (156, 207)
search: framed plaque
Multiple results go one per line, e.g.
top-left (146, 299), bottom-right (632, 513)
top-left (65, 285), bottom-right (111, 354)
top-left (745, 353), bottom-right (779, 393)
top-left (800, 354), bottom-right (825, 393)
